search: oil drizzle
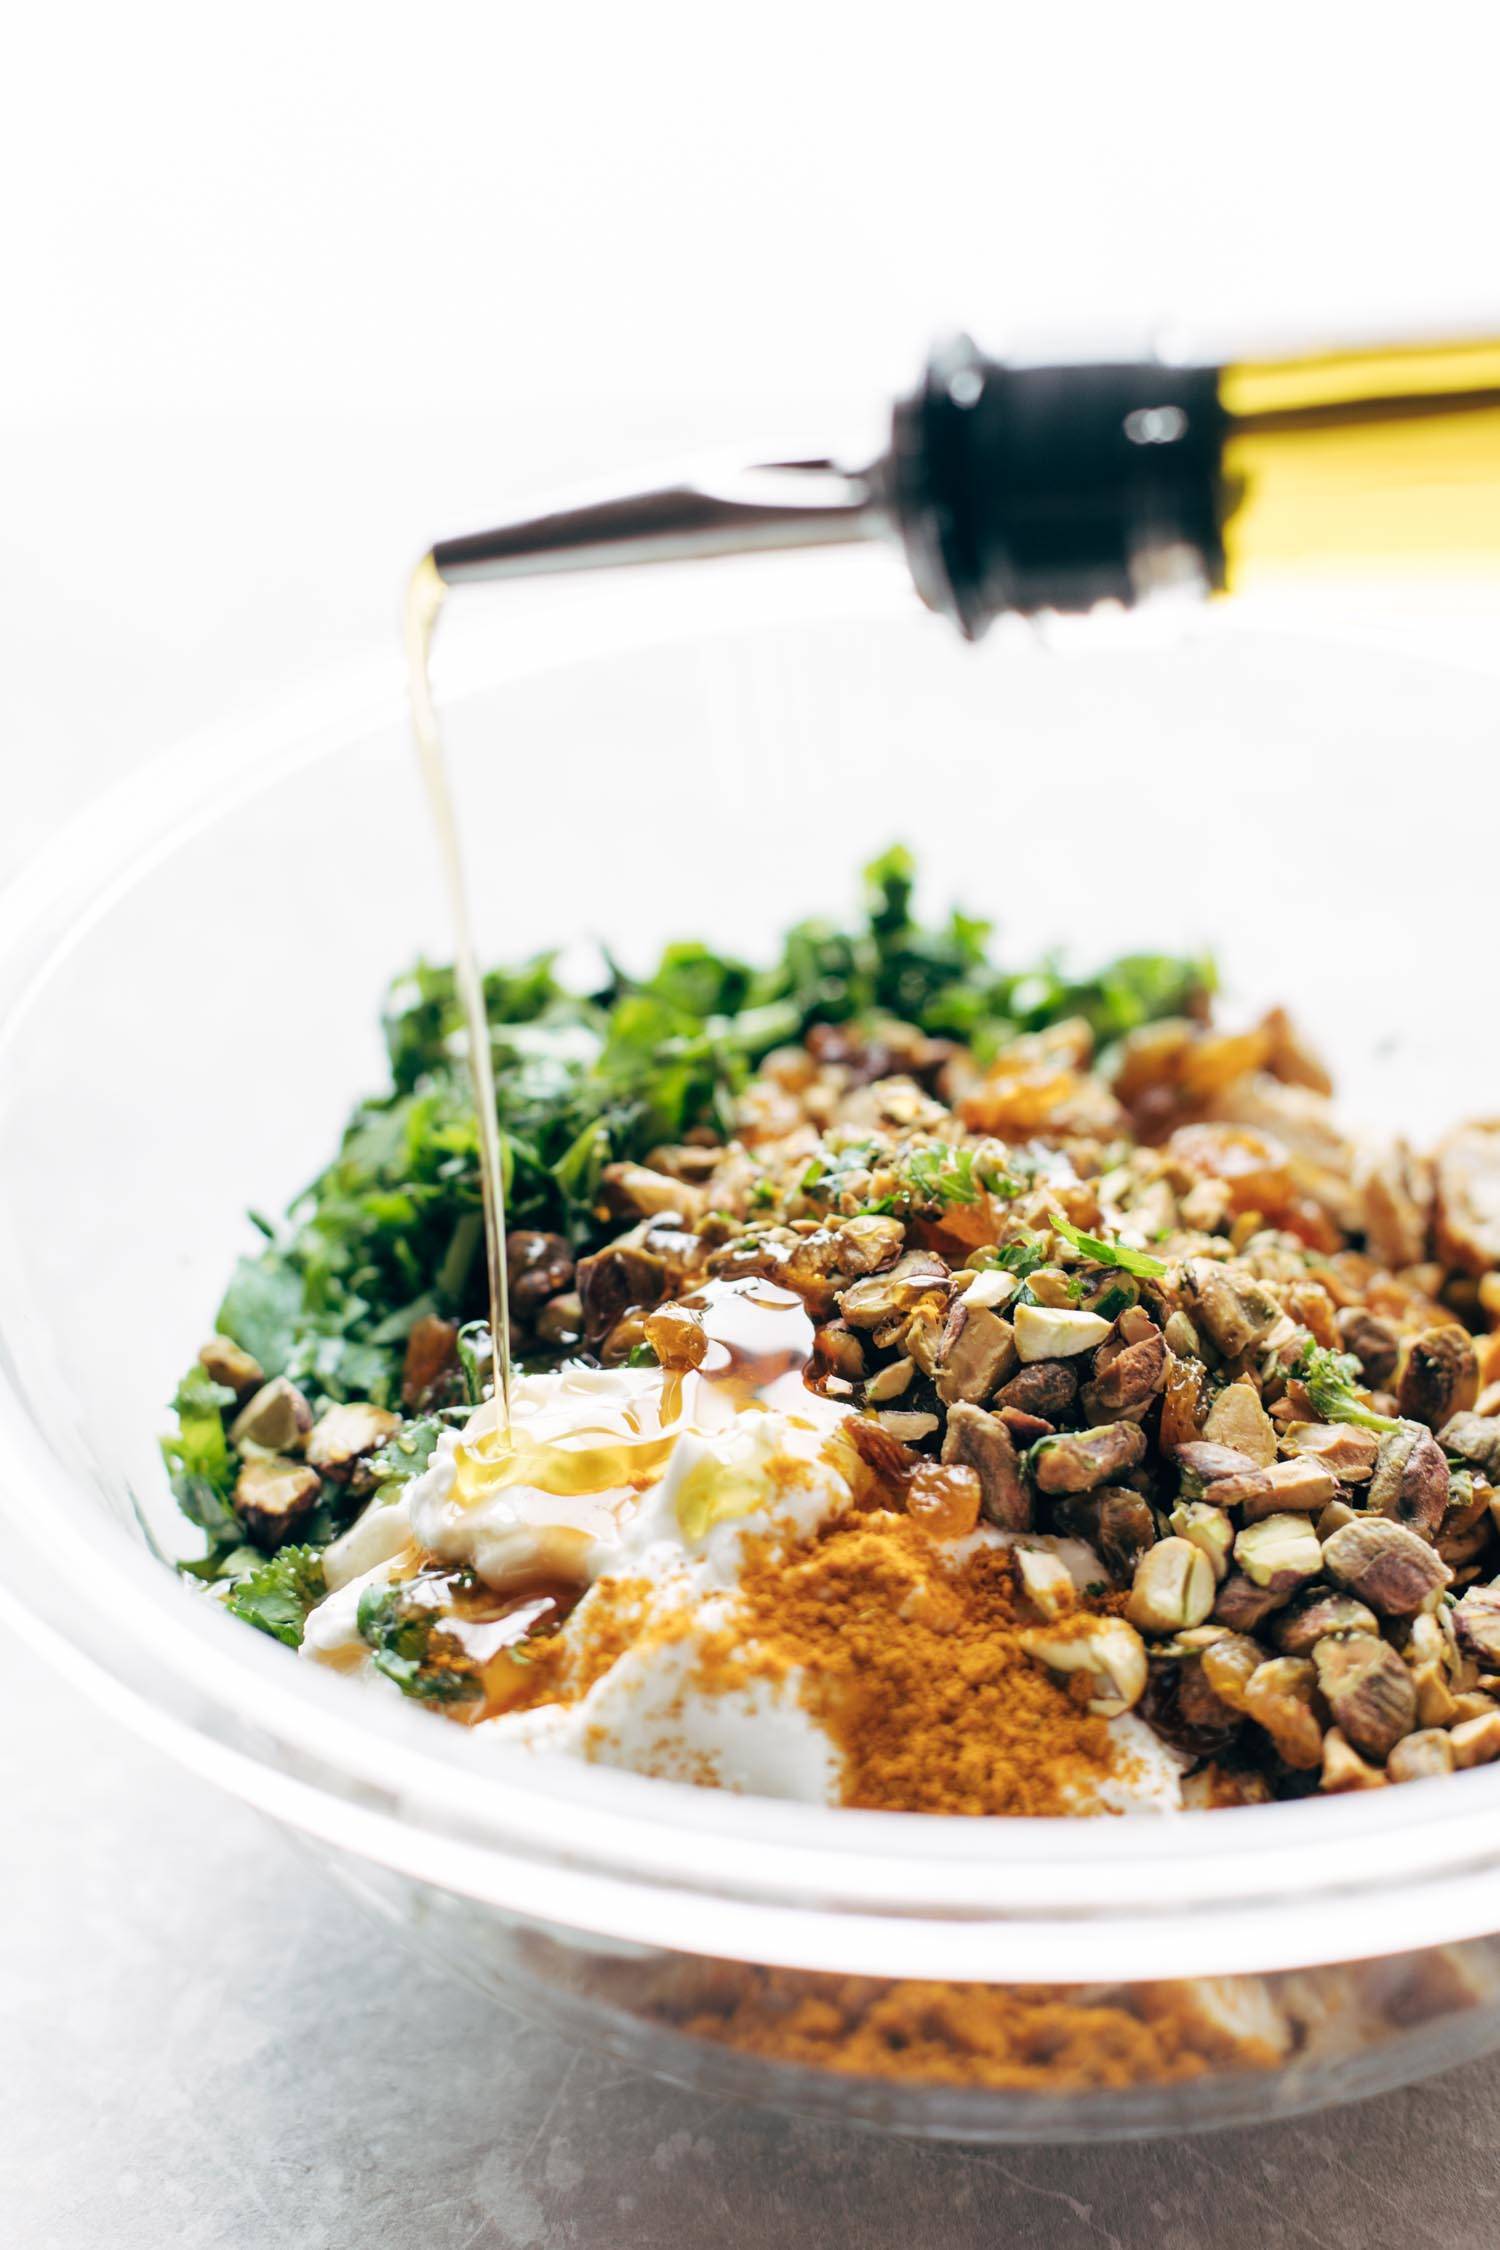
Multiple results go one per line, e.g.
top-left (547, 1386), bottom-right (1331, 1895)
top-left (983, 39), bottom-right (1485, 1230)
top-left (405, 568), bottom-right (830, 1504)
top-left (404, 554), bottom-right (513, 1433)
top-left (446, 1277), bottom-right (842, 1529)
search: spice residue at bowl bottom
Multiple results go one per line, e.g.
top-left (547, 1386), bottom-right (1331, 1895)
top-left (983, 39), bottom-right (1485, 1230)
top-left (576, 1945), bottom-right (1500, 2095)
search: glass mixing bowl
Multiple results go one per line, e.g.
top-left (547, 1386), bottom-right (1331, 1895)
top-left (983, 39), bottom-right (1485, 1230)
top-left (3, 547), bottom-right (1499, 2141)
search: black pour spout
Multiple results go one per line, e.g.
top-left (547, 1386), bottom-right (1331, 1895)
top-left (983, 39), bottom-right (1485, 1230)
top-left (429, 338), bottom-right (1229, 640)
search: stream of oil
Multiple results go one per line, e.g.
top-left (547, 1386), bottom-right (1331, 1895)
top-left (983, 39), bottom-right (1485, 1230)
top-left (405, 561), bottom-right (833, 1515)
top-left (404, 554), bottom-right (513, 1434)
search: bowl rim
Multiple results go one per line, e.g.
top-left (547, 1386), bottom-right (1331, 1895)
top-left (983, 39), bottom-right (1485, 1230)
top-left (5, 561), bottom-right (1500, 1985)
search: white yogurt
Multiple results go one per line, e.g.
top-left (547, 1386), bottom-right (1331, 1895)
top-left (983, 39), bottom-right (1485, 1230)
top-left (301, 1358), bottom-right (1182, 1816)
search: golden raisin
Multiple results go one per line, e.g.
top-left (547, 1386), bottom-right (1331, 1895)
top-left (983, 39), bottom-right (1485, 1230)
top-left (906, 1460), bottom-right (982, 1542)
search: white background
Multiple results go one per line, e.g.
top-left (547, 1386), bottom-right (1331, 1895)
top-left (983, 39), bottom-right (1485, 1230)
top-left (5, 6), bottom-right (1500, 2244)
top-left (7, 0), bottom-right (1500, 874)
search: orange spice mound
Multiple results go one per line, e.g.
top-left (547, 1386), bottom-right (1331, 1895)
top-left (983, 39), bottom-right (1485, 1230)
top-left (695, 1512), bottom-right (1133, 1816)
top-left (502, 1504), bottom-right (1143, 1813)
top-left (632, 1963), bottom-right (1283, 2092)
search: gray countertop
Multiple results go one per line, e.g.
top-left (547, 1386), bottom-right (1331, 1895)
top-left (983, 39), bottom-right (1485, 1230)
top-left (6, 410), bottom-right (1500, 2249)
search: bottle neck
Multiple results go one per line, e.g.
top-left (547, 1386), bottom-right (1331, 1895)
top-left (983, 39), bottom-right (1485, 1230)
top-left (891, 335), bottom-right (1500, 635)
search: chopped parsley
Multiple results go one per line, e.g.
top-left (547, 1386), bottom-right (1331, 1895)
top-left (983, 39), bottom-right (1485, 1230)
top-left (1291, 1339), bottom-right (1401, 1434)
top-left (225, 1546), bottom-right (327, 1648)
top-left (366, 1416), bottom-right (446, 1502)
top-left (356, 1578), bottom-right (483, 1704)
top-left (893, 1144), bottom-right (987, 1210)
top-left (1048, 1210), bottom-right (1168, 1279)
top-left (989, 1235), bottom-right (1048, 1279)
top-left (800, 1139), bottom-right (883, 1203)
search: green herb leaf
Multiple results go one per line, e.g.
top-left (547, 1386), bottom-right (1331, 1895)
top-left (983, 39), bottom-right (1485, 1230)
top-left (356, 1579), bottom-right (482, 1704)
top-left (225, 1546), bottom-right (327, 1648)
top-left (989, 1235), bottom-right (1048, 1279)
top-left (1291, 1339), bottom-right (1401, 1434)
top-left (161, 1366), bottom-right (239, 1543)
top-left (367, 1416), bottom-right (445, 1499)
top-left (895, 1144), bottom-right (982, 1209)
top-left (1048, 1210), bottom-right (1168, 1279)
top-left (215, 1252), bottom-right (305, 1379)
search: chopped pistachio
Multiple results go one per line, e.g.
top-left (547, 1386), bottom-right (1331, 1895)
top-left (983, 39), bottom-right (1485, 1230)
top-left (230, 1376), bottom-right (313, 1456)
top-left (1387, 1728), bottom-right (1459, 1784)
top-left (1163, 1310), bottom-right (1202, 1360)
top-left (839, 1249), bottom-right (949, 1331)
top-left (1395, 1324), bottom-right (1480, 1431)
top-left (1405, 1610), bottom-right (1457, 1673)
top-left (960, 1269), bottom-right (1018, 1311)
top-left (1202, 1377), bottom-right (1277, 1467)
top-left (870, 1409), bottom-right (940, 1443)
top-left (864, 1355), bottom-right (915, 1403)
top-left (1452, 1581), bottom-right (1500, 1669)
top-left (233, 1455), bottom-right (321, 1546)
top-left (1126, 1537), bottom-right (1216, 1633)
top-left (1411, 1659), bottom-right (1461, 1730)
top-left (1019, 1616), bottom-right (1148, 1716)
top-left (1169, 1500), bottom-right (1235, 1583)
top-left (1213, 1570), bottom-right (1287, 1634)
top-left (1280, 1421), bottom-right (1381, 1483)
top-left (1311, 1633), bottom-right (1416, 1761)
top-left (942, 1405), bottom-right (1030, 1531)
top-left (811, 1320), bottom-right (864, 1383)
top-left (1176, 1439), bottom-right (1261, 1485)
top-left (1012, 1303), bottom-right (1113, 1362)
top-left (1031, 1421), bottom-right (1146, 1496)
top-left (1270, 1590), bottom-right (1378, 1658)
top-left (934, 1300), bottom-right (1017, 1405)
top-left (1234, 1512), bottom-right (1322, 1591)
top-left (1206, 1457), bottom-right (1339, 1521)
top-left (306, 1401), bottom-right (402, 1486)
top-left (1243, 1656), bottom-right (1324, 1769)
top-left (1321, 1517), bottom-right (1453, 1617)
top-left (1013, 1545), bottom-right (1077, 1621)
top-left (198, 1334), bottom-right (264, 1399)
top-left (1450, 1710), bottom-right (1500, 1769)
top-left (1320, 1727), bottom-right (1388, 1792)
top-left (1183, 1258), bottom-right (1282, 1359)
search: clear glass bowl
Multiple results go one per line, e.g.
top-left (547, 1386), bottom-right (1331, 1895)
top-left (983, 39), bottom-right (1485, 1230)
top-left (4, 548), bottom-right (1499, 2141)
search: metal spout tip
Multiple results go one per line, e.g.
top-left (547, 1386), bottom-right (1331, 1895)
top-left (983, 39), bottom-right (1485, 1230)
top-left (430, 456), bottom-right (890, 590)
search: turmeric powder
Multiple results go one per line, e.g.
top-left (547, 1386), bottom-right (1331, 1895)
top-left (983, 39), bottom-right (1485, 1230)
top-left (708, 1513), bottom-right (1136, 1815)
top-left (645, 1966), bottom-right (1285, 2091)
top-left (510, 1502), bottom-right (1154, 1816)
top-left (542, 1935), bottom-right (1499, 2098)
